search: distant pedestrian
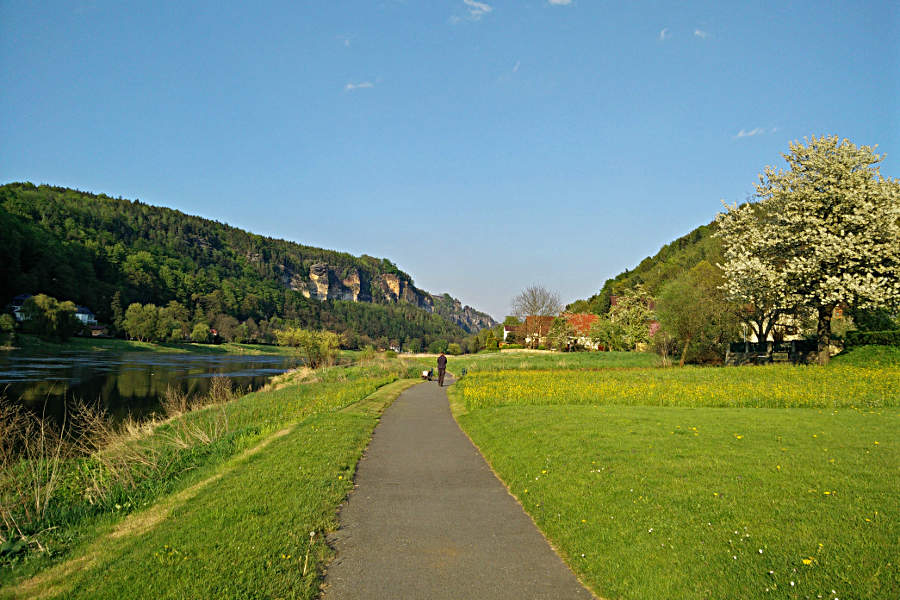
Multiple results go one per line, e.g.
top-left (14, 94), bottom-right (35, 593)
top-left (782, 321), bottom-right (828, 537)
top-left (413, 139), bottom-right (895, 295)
top-left (436, 352), bottom-right (447, 386)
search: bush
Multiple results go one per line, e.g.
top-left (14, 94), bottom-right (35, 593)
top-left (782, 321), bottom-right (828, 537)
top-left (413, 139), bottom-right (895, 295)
top-left (0, 314), bottom-right (15, 346)
top-left (191, 323), bottom-right (211, 343)
top-left (383, 350), bottom-right (397, 359)
top-left (501, 343), bottom-right (524, 350)
top-left (447, 343), bottom-right (462, 355)
top-left (427, 339), bottom-right (449, 354)
top-left (359, 345), bottom-right (376, 362)
top-left (276, 327), bottom-right (341, 368)
top-left (845, 330), bottom-right (900, 347)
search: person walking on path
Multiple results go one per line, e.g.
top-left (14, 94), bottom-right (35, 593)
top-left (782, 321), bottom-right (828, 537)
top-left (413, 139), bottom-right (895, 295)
top-left (436, 352), bottom-right (447, 386)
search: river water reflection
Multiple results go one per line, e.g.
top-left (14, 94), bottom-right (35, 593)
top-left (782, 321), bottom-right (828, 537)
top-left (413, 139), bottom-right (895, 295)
top-left (0, 350), bottom-right (301, 423)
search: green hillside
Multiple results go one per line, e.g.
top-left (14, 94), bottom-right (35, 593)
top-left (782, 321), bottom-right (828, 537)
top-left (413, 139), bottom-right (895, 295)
top-left (568, 222), bottom-right (722, 314)
top-left (0, 183), bottom-right (485, 346)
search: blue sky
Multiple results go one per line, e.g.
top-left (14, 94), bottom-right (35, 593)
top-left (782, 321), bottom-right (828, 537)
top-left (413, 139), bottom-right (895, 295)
top-left (2, 1), bottom-right (897, 320)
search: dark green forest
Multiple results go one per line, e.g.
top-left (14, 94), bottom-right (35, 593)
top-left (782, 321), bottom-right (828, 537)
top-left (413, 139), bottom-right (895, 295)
top-left (567, 222), bottom-right (723, 314)
top-left (0, 183), bottom-right (467, 347)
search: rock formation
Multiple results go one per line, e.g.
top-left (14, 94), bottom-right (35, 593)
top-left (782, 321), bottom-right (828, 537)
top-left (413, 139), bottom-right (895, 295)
top-left (280, 262), bottom-right (495, 332)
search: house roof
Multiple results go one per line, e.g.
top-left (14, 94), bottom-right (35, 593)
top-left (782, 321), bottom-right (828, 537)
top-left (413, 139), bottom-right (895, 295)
top-left (561, 312), bottom-right (598, 336)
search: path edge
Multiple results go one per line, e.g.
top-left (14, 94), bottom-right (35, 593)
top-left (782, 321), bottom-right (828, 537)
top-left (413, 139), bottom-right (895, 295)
top-left (446, 382), bottom-right (605, 600)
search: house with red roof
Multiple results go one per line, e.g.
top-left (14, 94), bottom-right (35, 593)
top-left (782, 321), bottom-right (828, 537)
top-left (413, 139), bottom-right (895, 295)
top-left (561, 312), bottom-right (602, 350)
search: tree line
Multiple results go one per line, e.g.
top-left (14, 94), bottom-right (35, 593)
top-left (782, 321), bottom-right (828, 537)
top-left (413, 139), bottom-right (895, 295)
top-left (0, 183), bottom-right (470, 348)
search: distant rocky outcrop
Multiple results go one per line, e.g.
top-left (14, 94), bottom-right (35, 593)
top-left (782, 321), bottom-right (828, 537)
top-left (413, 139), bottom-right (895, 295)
top-left (281, 263), bottom-right (495, 332)
top-left (431, 293), bottom-right (497, 333)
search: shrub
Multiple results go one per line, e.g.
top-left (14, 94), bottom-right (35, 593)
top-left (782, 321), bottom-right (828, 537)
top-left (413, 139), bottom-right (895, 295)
top-left (276, 327), bottom-right (341, 368)
top-left (191, 323), bottom-right (211, 343)
top-left (447, 343), bottom-right (462, 355)
top-left (383, 350), bottom-right (397, 359)
top-left (0, 314), bottom-right (15, 346)
top-left (427, 339), bottom-right (449, 354)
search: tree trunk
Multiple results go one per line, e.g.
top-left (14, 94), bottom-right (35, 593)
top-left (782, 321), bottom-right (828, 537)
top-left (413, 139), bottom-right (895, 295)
top-left (678, 336), bottom-right (692, 367)
top-left (816, 304), bottom-right (834, 366)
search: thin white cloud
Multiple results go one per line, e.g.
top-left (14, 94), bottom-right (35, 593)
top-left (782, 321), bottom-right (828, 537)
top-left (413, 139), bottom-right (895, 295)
top-left (513, 60), bottom-right (520, 73)
top-left (344, 81), bottom-right (374, 92)
top-left (659, 28), bottom-right (670, 41)
top-left (694, 28), bottom-right (710, 39)
top-left (548, 0), bottom-right (573, 5)
top-left (463, 0), bottom-right (492, 20)
top-left (734, 127), bottom-right (767, 139)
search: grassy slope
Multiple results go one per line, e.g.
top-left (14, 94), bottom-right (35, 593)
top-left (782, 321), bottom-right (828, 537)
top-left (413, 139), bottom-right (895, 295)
top-left (451, 361), bottom-right (900, 599)
top-left (1, 362), bottom-right (418, 598)
top-left (831, 344), bottom-right (900, 367)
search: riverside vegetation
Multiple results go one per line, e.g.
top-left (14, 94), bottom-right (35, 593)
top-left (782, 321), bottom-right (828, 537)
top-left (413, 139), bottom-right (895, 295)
top-left (0, 353), bottom-right (421, 598)
top-left (449, 347), bottom-right (899, 599)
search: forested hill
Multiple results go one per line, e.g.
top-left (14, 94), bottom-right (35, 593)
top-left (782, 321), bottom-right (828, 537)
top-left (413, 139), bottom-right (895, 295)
top-left (567, 221), bottom-right (723, 314)
top-left (0, 183), bottom-right (495, 345)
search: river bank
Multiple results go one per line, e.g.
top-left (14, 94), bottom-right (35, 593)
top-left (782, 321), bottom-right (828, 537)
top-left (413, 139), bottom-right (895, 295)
top-left (4, 335), bottom-right (297, 356)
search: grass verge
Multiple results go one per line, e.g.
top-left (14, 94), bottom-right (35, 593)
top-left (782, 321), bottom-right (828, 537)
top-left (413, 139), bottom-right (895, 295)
top-left (6, 412), bottom-right (375, 599)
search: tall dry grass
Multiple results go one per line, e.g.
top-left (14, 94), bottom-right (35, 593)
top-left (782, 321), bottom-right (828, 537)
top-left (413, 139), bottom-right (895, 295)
top-left (0, 399), bottom-right (69, 553)
top-left (0, 376), bottom-right (241, 555)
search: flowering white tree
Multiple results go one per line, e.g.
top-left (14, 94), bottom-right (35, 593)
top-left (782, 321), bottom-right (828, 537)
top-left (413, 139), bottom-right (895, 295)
top-left (715, 203), bottom-right (799, 347)
top-left (717, 136), bottom-right (900, 364)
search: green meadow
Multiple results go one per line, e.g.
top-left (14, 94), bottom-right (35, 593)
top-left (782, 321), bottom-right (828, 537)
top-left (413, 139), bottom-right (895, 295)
top-left (450, 357), bottom-right (900, 599)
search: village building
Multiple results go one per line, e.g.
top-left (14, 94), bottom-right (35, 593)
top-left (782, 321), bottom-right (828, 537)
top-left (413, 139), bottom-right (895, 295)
top-left (560, 312), bottom-right (600, 350)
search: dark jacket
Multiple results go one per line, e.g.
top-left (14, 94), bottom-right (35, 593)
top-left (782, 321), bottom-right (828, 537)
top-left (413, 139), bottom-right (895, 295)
top-left (437, 354), bottom-right (447, 370)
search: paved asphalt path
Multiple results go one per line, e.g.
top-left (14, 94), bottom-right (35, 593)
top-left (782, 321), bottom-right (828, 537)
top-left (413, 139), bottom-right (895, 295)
top-left (322, 378), bottom-right (596, 599)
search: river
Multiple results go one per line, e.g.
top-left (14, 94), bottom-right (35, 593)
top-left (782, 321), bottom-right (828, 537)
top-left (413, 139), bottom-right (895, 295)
top-left (0, 349), bottom-right (301, 423)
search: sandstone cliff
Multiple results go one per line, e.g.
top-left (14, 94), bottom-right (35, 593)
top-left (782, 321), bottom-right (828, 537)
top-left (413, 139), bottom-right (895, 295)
top-left (279, 262), bottom-right (495, 332)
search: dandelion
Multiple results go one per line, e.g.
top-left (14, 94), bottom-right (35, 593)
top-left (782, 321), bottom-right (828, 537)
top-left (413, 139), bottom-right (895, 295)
top-left (802, 558), bottom-right (814, 565)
